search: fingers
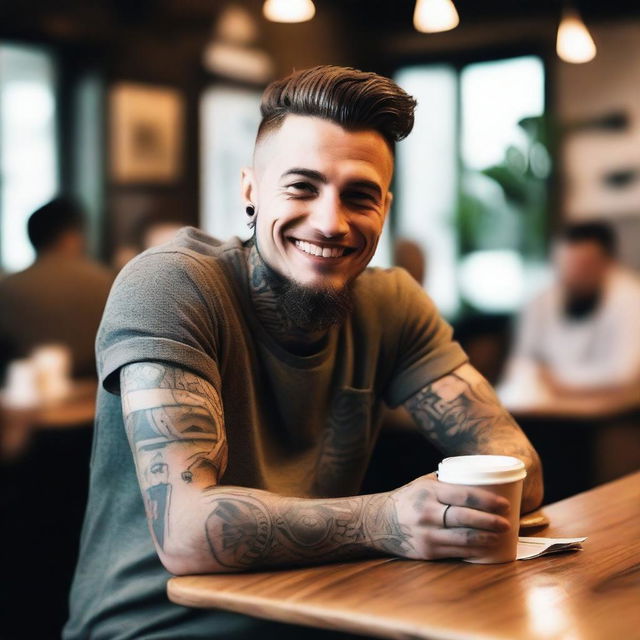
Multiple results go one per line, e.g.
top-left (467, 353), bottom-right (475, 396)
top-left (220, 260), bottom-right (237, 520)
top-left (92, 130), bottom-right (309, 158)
top-left (429, 526), bottom-right (501, 548)
top-left (435, 482), bottom-right (510, 515)
top-left (442, 504), bottom-right (511, 533)
top-left (429, 545), bottom-right (479, 559)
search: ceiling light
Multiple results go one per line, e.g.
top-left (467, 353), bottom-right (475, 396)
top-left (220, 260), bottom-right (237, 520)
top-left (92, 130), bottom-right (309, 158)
top-left (413, 0), bottom-right (459, 34)
top-left (556, 7), bottom-right (596, 64)
top-left (263, 0), bottom-right (316, 23)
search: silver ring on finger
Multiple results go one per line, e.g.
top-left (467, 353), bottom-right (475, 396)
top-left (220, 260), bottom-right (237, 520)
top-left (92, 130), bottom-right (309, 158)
top-left (442, 503), bottom-right (453, 528)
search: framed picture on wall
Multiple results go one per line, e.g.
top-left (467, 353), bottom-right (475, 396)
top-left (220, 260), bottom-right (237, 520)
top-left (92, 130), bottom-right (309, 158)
top-left (109, 82), bottom-right (184, 183)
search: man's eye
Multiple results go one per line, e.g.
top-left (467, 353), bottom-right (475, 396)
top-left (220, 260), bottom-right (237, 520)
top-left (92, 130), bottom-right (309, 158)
top-left (345, 192), bottom-right (376, 205)
top-left (287, 182), bottom-right (316, 194)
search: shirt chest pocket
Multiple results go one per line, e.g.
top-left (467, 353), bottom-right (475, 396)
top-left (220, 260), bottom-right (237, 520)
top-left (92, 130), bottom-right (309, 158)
top-left (312, 386), bottom-right (374, 497)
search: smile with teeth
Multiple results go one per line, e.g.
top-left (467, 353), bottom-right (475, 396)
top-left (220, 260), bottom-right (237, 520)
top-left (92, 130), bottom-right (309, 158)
top-left (293, 239), bottom-right (352, 258)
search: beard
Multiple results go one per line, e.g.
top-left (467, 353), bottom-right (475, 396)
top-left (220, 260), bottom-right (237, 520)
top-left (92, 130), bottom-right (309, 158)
top-left (564, 289), bottom-right (601, 319)
top-left (251, 238), bottom-right (354, 333)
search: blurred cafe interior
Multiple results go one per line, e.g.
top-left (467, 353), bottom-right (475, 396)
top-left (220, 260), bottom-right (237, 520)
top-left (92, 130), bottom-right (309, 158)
top-left (1, 1), bottom-right (639, 638)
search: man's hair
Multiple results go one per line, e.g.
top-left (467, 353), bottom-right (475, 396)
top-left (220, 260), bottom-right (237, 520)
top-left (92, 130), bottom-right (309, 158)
top-left (257, 65), bottom-right (417, 150)
top-left (27, 196), bottom-right (86, 253)
top-left (560, 221), bottom-right (617, 258)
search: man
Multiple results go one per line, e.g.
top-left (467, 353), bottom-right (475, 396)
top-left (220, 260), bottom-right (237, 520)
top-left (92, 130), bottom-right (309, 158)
top-left (501, 221), bottom-right (640, 406)
top-left (65, 66), bottom-right (542, 640)
top-left (0, 197), bottom-right (113, 378)
top-left (0, 197), bottom-right (113, 640)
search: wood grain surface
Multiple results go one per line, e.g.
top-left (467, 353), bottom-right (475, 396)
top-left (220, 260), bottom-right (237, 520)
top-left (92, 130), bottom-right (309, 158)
top-left (1, 379), bottom-right (97, 459)
top-left (168, 472), bottom-right (640, 640)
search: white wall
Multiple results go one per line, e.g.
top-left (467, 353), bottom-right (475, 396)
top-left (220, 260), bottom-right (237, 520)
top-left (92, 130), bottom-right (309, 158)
top-left (556, 21), bottom-right (640, 220)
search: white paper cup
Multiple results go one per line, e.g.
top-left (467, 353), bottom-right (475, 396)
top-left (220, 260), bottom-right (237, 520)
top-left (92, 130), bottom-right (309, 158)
top-left (438, 455), bottom-right (526, 564)
top-left (32, 344), bottom-right (72, 403)
top-left (3, 359), bottom-right (41, 409)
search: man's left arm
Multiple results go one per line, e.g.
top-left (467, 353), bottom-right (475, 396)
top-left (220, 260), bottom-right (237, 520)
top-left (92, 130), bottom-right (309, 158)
top-left (404, 363), bottom-right (544, 513)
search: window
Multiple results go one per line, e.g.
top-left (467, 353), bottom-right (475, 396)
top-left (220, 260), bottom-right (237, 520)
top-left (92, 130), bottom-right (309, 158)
top-left (395, 55), bottom-right (550, 318)
top-left (200, 85), bottom-right (261, 241)
top-left (0, 44), bottom-right (59, 272)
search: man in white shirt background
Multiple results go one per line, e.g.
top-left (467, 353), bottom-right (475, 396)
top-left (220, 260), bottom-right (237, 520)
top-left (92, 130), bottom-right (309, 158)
top-left (501, 221), bottom-right (640, 409)
top-left (499, 220), bottom-right (640, 502)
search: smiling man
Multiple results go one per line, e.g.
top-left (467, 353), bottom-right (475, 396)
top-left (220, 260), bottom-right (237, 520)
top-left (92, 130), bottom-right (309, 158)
top-left (65, 66), bottom-right (543, 640)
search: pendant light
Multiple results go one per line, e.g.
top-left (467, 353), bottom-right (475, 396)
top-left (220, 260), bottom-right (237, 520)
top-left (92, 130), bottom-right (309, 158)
top-left (413, 0), bottom-right (460, 34)
top-left (556, 7), bottom-right (596, 63)
top-left (263, 0), bottom-right (316, 23)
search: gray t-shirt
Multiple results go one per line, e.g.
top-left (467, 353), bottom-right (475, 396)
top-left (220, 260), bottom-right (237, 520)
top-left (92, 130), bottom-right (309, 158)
top-left (65, 227), bottom-right (466, 640)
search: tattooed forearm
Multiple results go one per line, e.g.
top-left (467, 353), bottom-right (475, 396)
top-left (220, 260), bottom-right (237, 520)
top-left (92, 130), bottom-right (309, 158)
top-left (121, 362), bottom-right (228, 551)
top-left (204, 489), bottom-right (411, 570)
top-left (405, 364), bottom-right (543, 511)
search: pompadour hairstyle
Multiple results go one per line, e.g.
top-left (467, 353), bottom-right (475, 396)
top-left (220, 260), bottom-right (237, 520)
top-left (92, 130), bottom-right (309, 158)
top-left (560, 221), bottom-right (617, 258)
top-left (257, 65), bottom-right (417, 150)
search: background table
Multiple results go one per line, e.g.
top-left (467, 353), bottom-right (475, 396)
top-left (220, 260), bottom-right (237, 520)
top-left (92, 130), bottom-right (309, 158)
top-left (168, 472), bottom-right (640, 640)
top-left (0, 378), bottom-right (97, 639)
top-left (512, 404), bottom-right (640, 503)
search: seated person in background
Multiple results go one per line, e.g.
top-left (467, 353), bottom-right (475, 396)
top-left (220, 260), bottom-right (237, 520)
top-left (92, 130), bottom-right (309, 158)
top-left (393, 237), bottom-right (426, 286)
top-left (65, 66), bottom-right (542, 640)
top-left (137, 217), bottom-right (184, 251)
top-left (112, 215), bottom-right (186, 272)
top-left (500, 221), bottom-right (640, 407)
top-left (0, 197), bottom-right (113, 378)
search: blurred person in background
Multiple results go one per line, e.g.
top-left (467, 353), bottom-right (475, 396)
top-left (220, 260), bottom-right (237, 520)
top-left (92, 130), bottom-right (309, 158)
top-left (138, 217), bottom-right (184, 250)
top-left (393, 237), bottom-right (426, 285)
top-left (500, 221), bottom-right (640, 407)
top-left (112, 215), bottom-right (185, 271)
top-left (0, 196), bottom-right (114, 640)
top-left (0, 196), bottom-right (113, 378)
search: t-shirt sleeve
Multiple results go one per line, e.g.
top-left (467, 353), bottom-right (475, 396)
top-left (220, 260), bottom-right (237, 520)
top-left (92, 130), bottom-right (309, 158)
top-left (97, 250), bottom-right (221, 395)
top-left (384, 269), bottom-right (468, 407)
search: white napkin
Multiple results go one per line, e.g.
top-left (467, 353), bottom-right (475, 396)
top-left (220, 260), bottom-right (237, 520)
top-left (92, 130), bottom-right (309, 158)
top-left (516, 536), bottom-right (587, 560)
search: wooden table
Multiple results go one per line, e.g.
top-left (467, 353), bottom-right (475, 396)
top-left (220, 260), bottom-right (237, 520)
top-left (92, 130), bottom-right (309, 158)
top-left (0, 378), bottom-right (97, 459)
top-left (507, 393), bottom-right (640, 420)
top-left (168, 472), bottom-right (640, 640)
top-left (511, 402), bottom-right (640, 503)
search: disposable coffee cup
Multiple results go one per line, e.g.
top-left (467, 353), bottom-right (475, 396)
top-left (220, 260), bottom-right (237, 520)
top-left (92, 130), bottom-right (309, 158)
top-left (2, 359), bottom-right (41, 409)
top-left (32, 344), bottom-right (72, 403)
top-left (437, 455), bottom-right (526, 564)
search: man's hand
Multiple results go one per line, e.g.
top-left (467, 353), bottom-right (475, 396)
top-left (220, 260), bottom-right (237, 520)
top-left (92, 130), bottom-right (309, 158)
top-left (385, 474), bottom-right (511, 561)
top-left (404, 363), bottom-right (544, 513)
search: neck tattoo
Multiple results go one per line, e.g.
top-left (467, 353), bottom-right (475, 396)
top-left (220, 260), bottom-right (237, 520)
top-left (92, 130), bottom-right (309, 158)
top-left (246, 240), bottom-right (353, 355)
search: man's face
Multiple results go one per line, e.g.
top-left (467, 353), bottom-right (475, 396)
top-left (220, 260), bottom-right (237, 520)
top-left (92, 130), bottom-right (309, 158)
top-left (555, 241), bottom-right (611, 296)
top-left (243, 115), bottom-right (394, 292)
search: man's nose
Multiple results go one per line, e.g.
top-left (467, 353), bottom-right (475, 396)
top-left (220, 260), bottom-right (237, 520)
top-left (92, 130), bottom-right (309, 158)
top-left (308, 195), bottom-right (349, 238)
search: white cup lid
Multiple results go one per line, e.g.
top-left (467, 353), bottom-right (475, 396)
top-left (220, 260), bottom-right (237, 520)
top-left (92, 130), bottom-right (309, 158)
top-left (438, 455), bottom-right (526, 485)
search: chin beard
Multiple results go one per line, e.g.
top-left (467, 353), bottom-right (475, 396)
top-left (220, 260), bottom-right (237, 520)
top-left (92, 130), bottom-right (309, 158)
top-left (253, 240), bottom-right (354, 332)
top-left (280, 280), bottom-right (354, 332)
top-left (564, 290), bottom-right (601, 319)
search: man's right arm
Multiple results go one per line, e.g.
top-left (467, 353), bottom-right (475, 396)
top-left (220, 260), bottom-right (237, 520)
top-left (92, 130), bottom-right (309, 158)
top-left (121, 362), bottom-right (511, 575)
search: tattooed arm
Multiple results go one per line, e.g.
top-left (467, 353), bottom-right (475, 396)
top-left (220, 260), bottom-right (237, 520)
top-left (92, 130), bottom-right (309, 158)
top-left (121, 361), bottom-right (409, 574)
top-left (122, 361), bottom-right (513, 573)
top-left (404, 363), bottom-right (544, 512)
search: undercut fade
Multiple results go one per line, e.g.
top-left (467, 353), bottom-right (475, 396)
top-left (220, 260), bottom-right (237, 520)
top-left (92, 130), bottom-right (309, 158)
top-left (257, 65), bottom-right (417, 150)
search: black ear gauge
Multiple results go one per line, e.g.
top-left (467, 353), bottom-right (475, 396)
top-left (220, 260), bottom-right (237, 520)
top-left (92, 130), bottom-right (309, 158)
top-left (246, 204), bottom-right (256, 230)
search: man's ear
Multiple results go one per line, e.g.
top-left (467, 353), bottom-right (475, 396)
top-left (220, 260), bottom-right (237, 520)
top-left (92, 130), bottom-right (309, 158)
top-left (241, 167), bottom-right (256, 206)
top-left (384, 191), bottom-right (394, 218)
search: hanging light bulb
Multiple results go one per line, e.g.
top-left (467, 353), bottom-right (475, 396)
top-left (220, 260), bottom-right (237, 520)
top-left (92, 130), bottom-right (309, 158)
top-left (263, 0), bottom-right (316, 23)
top-left (556, 7), bottom-right (596, 63)
top-left (413, 0), bottom-right (459, 34)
